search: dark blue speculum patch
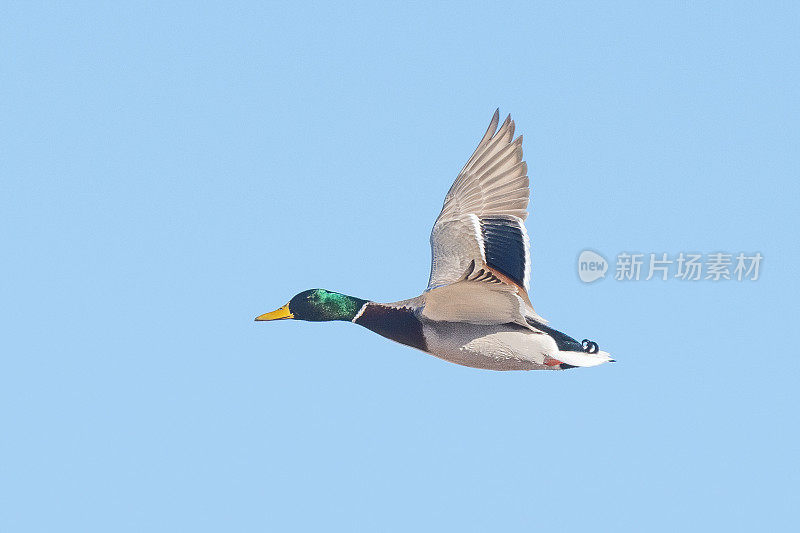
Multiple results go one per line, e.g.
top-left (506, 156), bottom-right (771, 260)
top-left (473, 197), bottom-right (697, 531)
top-left (481, 216), bottom-right (527, 289)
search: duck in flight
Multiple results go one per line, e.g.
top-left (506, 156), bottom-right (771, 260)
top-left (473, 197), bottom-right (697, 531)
top-left (256, 110), bottom-right (612, 370)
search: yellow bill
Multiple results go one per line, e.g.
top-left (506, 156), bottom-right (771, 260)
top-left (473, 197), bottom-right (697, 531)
top-left (255, 303), bottom-right (293, 321)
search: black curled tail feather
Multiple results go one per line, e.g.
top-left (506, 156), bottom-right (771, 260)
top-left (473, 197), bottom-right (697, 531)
top-left (525, 318), bottom-right (584, 352)
top-left (525, 319), bottom-right (602, 355)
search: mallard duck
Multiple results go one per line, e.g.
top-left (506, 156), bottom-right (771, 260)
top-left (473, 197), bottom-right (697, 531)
top-left (256, 110), bottom-right (612, 370)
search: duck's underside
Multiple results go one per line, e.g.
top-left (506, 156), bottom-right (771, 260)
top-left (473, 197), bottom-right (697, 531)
top-left (417, 323), bottom-right (608, 371)
top-left (353, 301), bottom-right (611, 371)
top-left (422, 320), bottom-right (577, 370)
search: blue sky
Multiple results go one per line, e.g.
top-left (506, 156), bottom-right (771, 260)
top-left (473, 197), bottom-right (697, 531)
top-left (2, 2), bottom-right (798, 531)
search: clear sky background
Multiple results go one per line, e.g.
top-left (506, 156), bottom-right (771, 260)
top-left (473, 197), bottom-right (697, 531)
top-left (2, 2), bottom-right (798, 531)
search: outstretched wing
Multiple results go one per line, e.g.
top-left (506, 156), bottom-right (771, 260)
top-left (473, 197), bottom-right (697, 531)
top-left (427, 110), bottom-right (532, 300)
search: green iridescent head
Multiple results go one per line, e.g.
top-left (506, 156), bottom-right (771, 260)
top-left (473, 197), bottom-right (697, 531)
top-left (255, 289), bottom-right (367, 322)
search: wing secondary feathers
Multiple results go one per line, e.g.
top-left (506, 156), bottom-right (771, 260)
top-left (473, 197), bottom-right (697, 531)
top-left (427, 110), bottom-right (533, 301)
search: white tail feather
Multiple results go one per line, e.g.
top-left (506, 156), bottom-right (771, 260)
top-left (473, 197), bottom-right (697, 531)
top-left (556, 350), bottom-right (613, 368)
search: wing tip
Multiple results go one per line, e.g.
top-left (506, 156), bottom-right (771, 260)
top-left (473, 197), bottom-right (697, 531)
top-left (478, 109), bottom-right (501, 149)
top-left (489, 109), bottom-right (500, 133)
